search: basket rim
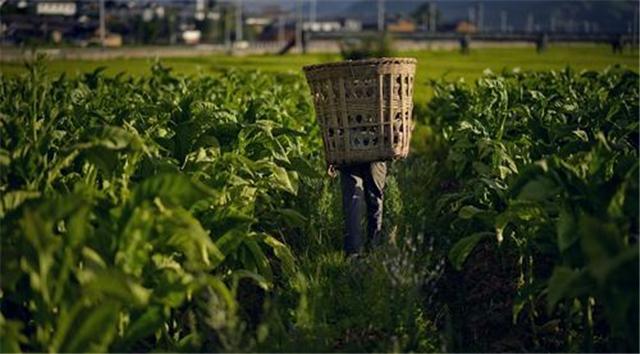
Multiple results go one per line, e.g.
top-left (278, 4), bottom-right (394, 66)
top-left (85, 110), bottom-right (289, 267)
top-left (303, 57), bottom-right (417, 73)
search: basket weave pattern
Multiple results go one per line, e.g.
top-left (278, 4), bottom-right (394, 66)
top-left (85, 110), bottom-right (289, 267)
top-left (304, 57), bottom-right (416, 164)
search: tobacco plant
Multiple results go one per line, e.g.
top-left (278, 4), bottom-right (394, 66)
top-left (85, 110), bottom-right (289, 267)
top-left (0, 59), bottom-right (319, 352)
top-left (421, 67), bottom-right (638, 352)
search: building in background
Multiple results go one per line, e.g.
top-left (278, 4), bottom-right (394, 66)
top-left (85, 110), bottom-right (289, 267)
top-left (36, 1), bottom-right (76, 16)
top-left (387, 18), bottom-right (416, 33)
top-left (0, 0), bottom-right (638, 47)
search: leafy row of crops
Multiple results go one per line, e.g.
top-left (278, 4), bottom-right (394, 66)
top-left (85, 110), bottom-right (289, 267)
top-left (1, 60), bottom-right (638, 352)
top-left (0, 60), bottom-right (327, 352)
top-left (411, 66), bottom-right (639, 352)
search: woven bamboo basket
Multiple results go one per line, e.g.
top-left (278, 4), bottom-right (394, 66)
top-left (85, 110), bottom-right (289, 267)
top-left (303, 57), bottom-right (417, 165)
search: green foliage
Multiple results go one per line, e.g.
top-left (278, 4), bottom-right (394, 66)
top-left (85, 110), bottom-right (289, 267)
top-left (421, 66), bottom-right (639, 352)
top-left (2, 57), bottom-right (637, 353)
top-left (0, 60), bottom-right (320, 352)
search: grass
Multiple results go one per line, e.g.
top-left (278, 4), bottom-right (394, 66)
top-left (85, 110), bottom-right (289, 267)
top-left (1, 44), bottom-right (637, 105)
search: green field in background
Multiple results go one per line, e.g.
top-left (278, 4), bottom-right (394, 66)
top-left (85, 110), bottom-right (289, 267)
top-left (1, 45), bottom-right (638, 104)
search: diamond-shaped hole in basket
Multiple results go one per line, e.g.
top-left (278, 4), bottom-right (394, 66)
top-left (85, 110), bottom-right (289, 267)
top-left (395, 119), bottom-right (403, 133)
top-left (394, 133), bottom-right (402, 147)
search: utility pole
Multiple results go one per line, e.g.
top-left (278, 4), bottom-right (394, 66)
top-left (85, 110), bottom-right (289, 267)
top-left (428, 2), bottom-right (437, 33)
top-left (224, 4), bottom-right (231, 51)
top-left (310, 0), bottom-right (316, 23)
top-left (476, 1), bottom-right (484, 32)
top-left (235, 0), bottom-right (242, 42)
top-left (500, 10), bottom-right (507, 33)
top-left (0, 0), bottom-right (4, 43)
top-left (99, 0), bottom-right (105, 47)
top-left (377, 0), bottom-right (385, 32)
top-left (634, 3), bottom-right (639, 47)
top-left (295, 0), bottom-right (302, 52)
top-left (278, 14), bottom-right (285, 42)
top-left (526, 13), bottom-right (534, 33)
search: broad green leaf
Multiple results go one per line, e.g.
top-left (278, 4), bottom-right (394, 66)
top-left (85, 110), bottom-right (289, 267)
top-left (233, 270), bottom-right (271, 294)
top-left (588, 247), bottom-right (639, 286)
top-left (0, 315), bottom-right (28, 353)
top-left (129, 173), bottom-right (218, 210)
top-left (512, 280), bottom-right (545, 324)
top-left (557, 208), bottom-right (578, 252)
top-left (149, 257), bottom-right (192, 307)
top-left (262, 234), bottom-right (296, 276)
top-left (579, 214), bottom-right (622, 267)
top-left (175, 333), bottom-right (202, 353)
top-left (572, 129), bottom-right (589, 142)
top-left (209, 207), bottom-right (256, 236)
top-left (607, 181), bottom-right (627, 219)
top-left (0, 148), bottom-right (10, 166)
top-left (270, 166), bottom-right (297, 195)
top-left (61, 301), bottom-right (120, 353)
top-left (116, 306), bottom-right (166, 349)
top-left (546, 266), bottom-right (593, 314)
top-left (516, 176), bottom-right (557, 201)
top-left (0, 190), bottom-right (41, 217)
top-left (83, 146), bottom-right (120, 174)
top-left (202, 275), bottom-right (237, 313)
top-left (84, 125), bottom-right (141, 150)
top-left (81, 247), bottom-right (107, 269)
top-left (448, 232), bottom-right (491, 271)
top-left (49, 302), bottom-right (85, 352)
top-left (458, 205), bottom-right (483, 219)
top-left (215, 229), bottom-right (247, 260)
top-left (193, 134), bottom-right (221, 150)
top-left (289, 156), bottom-right (322, 178)
top-left (116, 206), bottom-right (155, 277)
top-left (494, 213), bottom-right (509, 244)
top-left (243, 239), bottom-right (274, 284)
top-left (82, 270), bottom-right (151, 307)
top-left (274, 208), bottom-right (308, 227)
top-left (66, 201), bottom-right (90, 248)
top-left (162, 207), bottom-right (224, 270)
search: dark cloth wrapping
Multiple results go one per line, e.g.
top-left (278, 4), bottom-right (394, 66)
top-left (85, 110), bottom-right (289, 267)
top-left (338, 161), bottom-right (387, 255)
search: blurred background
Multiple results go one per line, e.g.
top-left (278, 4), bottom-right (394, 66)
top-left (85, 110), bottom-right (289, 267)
top-left (0, 0), bottom-right (638, 57)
